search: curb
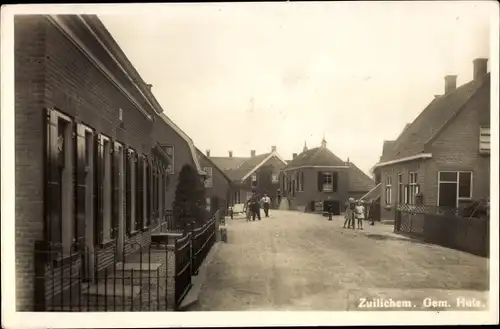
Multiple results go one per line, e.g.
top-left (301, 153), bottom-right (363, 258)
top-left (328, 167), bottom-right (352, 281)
top-left (178, 241), bottom-right (221, 311)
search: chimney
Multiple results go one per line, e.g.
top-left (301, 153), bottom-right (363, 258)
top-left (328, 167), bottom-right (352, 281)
top-left (271, 145), bottom-right (277, 152)
top-left (444, 75), bottom-right (457, 94)
top-left (473, 58), bottom-right (488, 80)
top-left (206, 149), bottom-right (210, 157)
top-left (251, 150), bottom-right (256, 157)
top-left (292, 153), bottom-right (298, 159)
top-left (229, 150), bottom-right (233, 158)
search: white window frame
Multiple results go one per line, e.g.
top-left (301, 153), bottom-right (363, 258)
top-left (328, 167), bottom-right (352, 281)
top-left (164, 144), bottom-right (175, 174)
top-left (272, 173), bottom-right (279, 184)
top-left (101, 136), bottom-right (112, 243)
top-left (204, 166), bottom-right (213, 188)
top-left (129, 151), bottom-right (137, 234)
top-left (298, 171), bottom-right (304, 191)
top-left (251, 173), bottom-right (258, 187)
top-left (409, 172), bottom-right (418, 205)
top-left (385, 175), bottom-right (392, 204)
top-left (322, 172), bottom-right (334, 192)
top-left (479, 126), bottom-right (490, 154)
top-left (58, 114), bottom-right (75, 256)
top-left (437, 171), bottom-right (473, 208)
top-left (397, 174), bottom-right (403, 204)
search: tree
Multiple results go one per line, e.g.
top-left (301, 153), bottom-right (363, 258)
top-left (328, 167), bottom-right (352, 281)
top-left (173, 164), bottom-right (208, 229)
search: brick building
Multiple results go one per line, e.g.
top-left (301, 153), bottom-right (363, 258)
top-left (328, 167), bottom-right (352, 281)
top-left (372, 58), bottom-right (491, 221)
top-left (15, 15), bottom-right (204, 311)
top-left (280, 139), bottom-right (375, 214)
top-left (209, 146), bottom-right (288, 207)
top-left (196, 149), bottom-right (232, 216)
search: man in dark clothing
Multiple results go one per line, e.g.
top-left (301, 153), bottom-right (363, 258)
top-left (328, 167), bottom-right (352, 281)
top-left (249, 192), bottom-right (261, 221)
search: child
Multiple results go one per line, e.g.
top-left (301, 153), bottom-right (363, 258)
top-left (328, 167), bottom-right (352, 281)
top-left (343, 198), bottom-right (356, 229)
top-left (355, 201), bottom-right (365, 230)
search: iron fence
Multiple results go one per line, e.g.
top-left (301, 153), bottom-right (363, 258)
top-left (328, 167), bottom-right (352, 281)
top-left (34, 240), bottom-right (170, 312)
top-left (174, 233), bottom-right (192, 305)
top-left (395, 204), bottom-right (489, 257)
top-left (191, 217), bottom-right (217, 275)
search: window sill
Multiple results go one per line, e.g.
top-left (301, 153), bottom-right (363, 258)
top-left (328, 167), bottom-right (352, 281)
top-left (129, 230), bottom-right (140, 237)
top-left (52, 251), bottom-right (81, 269)
top-left (384, 205), bottom-right (392, 210)
top-left (100, 239), bottom-right (114, 249)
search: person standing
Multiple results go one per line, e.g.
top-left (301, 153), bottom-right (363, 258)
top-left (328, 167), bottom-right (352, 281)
top-left (261, 193), bottom-right (271, 217)
top-left (343, 198), bottom-right (356, 229)
top-left (355, 201), bottom-right (365, 230)
top-left (249, 192), bottom-right (261, 221)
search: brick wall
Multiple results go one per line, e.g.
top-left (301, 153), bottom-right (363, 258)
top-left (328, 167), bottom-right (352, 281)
top-left (15, 15), bottom-right (48, 312)
top-left (151, 118), bottom-right (196, 211)
top-left (239, 155), bottom-right (285, 207)
top-left (426, 81), bottom-right (490, 204)
top-left (197, 155), bottom-right (231, 212)
top-left (283, 168), bottom-right (350, 212)
top-left (15, 16), bottom-right (197, 311)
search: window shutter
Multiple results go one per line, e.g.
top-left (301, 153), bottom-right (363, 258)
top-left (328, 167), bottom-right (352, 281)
top-left (147, 158), bottom-right (152, 227)
top-left (317, 172), bottom-right (323, 192)
top-left (75, 124), bottom-right (87, 250)
top-left (46, 109), bottom-right (62, 247)
top-left (111, 143), bottom-right (119, 238)
top-left (332, 172), bottom-right (338, 192)
top-left (95, 135), bottom-right (104, 246)
top-left (125, 150), bottom-right (132, 236)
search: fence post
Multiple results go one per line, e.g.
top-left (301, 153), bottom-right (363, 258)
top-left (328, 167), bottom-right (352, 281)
top-left (394, 206), bottom-right (400, 233)
top-left (165, 235), bottom-right (177, 311)
top-left (215, 210), bottom-right (221, 242)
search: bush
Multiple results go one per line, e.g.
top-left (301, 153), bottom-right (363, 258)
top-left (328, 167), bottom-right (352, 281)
top-left (172, 164), bottom-right (207, 229)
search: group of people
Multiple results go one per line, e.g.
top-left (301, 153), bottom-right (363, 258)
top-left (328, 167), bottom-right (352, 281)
top-left (343, 197), bottom-right (372, 230)
top-left (244, 191), bottom-right (272, 221)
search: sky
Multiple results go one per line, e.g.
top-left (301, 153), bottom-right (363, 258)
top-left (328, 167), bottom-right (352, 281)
top-left (99, 1), bottom-right (491, 176)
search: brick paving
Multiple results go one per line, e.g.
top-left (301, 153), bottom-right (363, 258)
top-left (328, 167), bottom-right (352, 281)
top-left (192, 210), bottom-right (489, 311)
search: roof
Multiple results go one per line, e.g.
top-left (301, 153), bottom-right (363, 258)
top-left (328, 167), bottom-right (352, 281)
top-left (209, 156), bottom-right (249, 172)
top-left (380, 140), bottom-right (395, 161)
top-left (381, 73), bottom-right (490, 162)
top-left (285, 146), bottom-right (346, 169)
top-left (195, 148), bottom-right (232, 183)
top-left (66, 15), bottom-right (204, 175)
top-left (348, 164), bottom-right (376, 192)
top-left (360, 183), bottom-right (381, 202)
top-left (210, 151), bottom-right (287, 182)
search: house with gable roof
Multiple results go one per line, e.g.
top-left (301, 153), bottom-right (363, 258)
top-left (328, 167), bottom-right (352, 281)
top-left (280, 139), bottom-right (375, 215)
top-left (196, 148), bottom-right (232, 216)
top-left (209, 146), bottom-right (288, 207)
top-left (372, 58), bottom-right (491, 221)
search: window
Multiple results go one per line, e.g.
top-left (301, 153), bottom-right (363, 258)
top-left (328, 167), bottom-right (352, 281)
top-left (409, 172), bottom-right (418, 205)
top-left (272, 173), bottom-right (279, 184)
top-left (101, 136), bottom-right (112, 242)
top-left (438, 171), bottom-right (473, 208)
top-left (323, 173), bottom-right (333, 191)
top-left (385, 175), bottom-right (392, 204)
top-left (479, 126), bottom-right (490, 154)
top-left (397, 174), bottom-right (403, 204)
top-left (46, 109), bottom-right (75, 256)
top-left (163, 144), bottom-right (175, 174)
top-left (251, 173), bottom-right (257, 187)
top-left (204, 167), bottom-right (213, 188)
top-left (298, 171), bottom-right (305, 191)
